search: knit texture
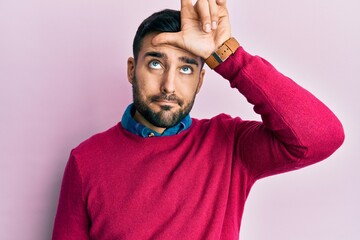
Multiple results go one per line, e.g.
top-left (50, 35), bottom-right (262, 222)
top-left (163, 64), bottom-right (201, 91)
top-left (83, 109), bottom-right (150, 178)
top-left (52, 47), bottom-right (344, 240)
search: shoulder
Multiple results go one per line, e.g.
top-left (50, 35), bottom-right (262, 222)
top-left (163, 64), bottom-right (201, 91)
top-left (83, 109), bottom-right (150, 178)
top-left (71, 124), bottom-right (121, 161)
top-left (191, 113), bottom-right (245, 135)
top-left (192, 113), bottom-right (229, 123)
top-left (193, 113), bottom-right (243, 126)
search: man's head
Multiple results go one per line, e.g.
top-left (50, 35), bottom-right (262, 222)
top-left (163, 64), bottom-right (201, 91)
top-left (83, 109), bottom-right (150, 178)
top-left (133, 9), bottom-right (179, 63)
top-left (127, 9), bottom-right (205, 133)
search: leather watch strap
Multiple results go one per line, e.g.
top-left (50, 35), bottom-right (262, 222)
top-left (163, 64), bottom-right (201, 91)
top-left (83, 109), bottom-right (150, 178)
top-left (205, 37), bottom-right (240, 69)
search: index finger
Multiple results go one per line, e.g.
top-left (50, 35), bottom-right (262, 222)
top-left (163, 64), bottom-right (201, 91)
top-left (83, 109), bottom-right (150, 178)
top-left (216, 0), bottom-right (226, 6)
top-left (181, 0), bottom-right (193, 9)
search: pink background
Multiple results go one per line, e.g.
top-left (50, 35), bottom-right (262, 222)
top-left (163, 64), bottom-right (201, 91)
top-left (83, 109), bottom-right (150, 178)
top-left (1, 0), bottom-right (359, 239)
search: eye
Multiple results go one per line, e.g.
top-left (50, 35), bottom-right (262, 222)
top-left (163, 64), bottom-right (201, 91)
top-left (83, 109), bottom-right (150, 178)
top-left (148, 60), bottom-right (162, 70)
top-left (180, 66), bottom-right (193, 74)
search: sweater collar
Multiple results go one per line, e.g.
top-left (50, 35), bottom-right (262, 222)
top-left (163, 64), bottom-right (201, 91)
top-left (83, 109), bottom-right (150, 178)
top-left (121, 104), bottom-right (192, 138)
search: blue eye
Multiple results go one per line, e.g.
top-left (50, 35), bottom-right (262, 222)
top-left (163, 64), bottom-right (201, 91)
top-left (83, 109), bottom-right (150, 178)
top-left (149, 60), bottom-right (162, 69)
top-left (180, 66), bottom-right (193, 74)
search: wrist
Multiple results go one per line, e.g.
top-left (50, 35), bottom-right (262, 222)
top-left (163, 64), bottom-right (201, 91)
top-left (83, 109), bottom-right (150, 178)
top-left (205, 37), bottom-right (240, 69)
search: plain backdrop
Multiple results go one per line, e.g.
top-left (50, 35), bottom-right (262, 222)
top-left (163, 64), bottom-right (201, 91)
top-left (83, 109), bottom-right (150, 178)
top-left (0, 0), bottom-right (359, 239)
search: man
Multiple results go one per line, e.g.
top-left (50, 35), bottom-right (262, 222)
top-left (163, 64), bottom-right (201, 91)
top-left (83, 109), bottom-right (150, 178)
top-left (52, 0), bottom-right (344, 239)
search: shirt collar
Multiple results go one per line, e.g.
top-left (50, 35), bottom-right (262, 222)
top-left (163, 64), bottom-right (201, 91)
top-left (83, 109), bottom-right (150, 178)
top-left (121, 103), bottom-right (192, 138)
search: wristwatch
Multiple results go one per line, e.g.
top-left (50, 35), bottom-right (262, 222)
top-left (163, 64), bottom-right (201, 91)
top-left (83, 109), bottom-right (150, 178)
top-left (205, 37), bottom-right (240, 69)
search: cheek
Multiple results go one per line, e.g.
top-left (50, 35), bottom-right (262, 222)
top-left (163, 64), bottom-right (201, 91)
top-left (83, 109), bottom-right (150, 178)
top-left (178, 78), bottom-right (200, 97)
top-left (135, 70), bottom-right (162, 93)
top-left (133, 79), bottom-right (160, 103)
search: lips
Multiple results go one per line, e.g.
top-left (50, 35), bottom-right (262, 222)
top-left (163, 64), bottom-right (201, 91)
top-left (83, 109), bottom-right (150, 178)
top-left (150, 94), bottom-right (183, 106)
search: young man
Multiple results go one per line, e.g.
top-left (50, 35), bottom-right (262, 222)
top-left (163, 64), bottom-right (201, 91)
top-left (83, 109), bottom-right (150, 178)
top-left (53, 0), bottom-right (344, 239)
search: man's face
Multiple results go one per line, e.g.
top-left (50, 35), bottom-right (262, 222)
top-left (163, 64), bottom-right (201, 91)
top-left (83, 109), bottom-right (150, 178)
top-left (127, 33), bottom-right (205, 131)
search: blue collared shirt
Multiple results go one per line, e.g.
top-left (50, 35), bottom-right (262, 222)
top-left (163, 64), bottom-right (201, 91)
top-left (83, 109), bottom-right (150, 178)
top-left (121, 104), bottom-right (192, 138)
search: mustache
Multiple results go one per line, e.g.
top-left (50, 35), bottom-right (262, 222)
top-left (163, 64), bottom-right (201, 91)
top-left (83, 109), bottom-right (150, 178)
top-left (150, 94), bottom-right (183, 106)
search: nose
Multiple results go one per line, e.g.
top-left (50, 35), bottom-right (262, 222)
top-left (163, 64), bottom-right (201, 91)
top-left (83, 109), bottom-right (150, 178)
top-left (160, 69), bottom-right (176, 94)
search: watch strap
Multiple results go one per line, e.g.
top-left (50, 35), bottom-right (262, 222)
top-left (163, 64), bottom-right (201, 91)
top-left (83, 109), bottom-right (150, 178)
top-left (205, 37), bottom-right (240, 69)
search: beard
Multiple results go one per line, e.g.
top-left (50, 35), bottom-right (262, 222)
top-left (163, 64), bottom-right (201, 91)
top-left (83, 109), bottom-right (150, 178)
top-left (132, 76), bottom-right (196, 128)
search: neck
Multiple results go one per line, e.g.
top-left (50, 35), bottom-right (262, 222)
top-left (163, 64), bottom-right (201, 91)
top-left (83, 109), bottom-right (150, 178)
top-left (133, 111), bottom-right (166, 134)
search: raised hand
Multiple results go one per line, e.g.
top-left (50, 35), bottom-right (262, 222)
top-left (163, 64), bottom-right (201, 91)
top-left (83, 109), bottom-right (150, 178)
top-left (152, 0), bottom-right (231, 59)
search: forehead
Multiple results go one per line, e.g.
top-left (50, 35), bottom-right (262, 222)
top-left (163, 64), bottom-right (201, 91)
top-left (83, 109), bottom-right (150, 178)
top-left (138, 33), bottom-right (202, 63)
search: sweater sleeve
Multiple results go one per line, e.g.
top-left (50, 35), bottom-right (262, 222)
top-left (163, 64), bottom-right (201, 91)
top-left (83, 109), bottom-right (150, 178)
top-left (215, 47), bottom-right (345, 180)
top-left (52, 152), bottom-right (91, 240)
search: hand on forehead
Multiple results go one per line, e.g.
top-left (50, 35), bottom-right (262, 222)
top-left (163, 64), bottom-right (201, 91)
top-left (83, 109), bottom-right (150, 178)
top-left (152, 0), bottom-right (231, 60)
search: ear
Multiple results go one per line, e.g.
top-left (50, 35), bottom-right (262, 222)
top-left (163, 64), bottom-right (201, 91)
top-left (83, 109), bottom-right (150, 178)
top-left (195, 69), bottom-right (205, 94)
top-left (127, 57), bottom-right (135, 84)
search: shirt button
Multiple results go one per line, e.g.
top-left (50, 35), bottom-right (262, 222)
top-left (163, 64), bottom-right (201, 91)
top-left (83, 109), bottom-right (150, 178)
top-left (148, 132), bottom-right (155, 137)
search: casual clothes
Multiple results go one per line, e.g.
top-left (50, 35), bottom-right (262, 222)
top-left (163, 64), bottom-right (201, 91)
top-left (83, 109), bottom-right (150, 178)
top-left (52, 47), bottom-right (344, 240)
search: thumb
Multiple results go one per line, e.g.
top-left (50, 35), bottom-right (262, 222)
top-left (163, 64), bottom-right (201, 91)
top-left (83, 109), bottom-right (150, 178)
top-left (152, 32), bottom-right (184, 48)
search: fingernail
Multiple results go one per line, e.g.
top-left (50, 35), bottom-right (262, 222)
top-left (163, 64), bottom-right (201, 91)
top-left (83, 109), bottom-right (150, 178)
top-left (204, 23), bottom-right (211, 33)
top-left (212, 21), bottom-right (217, 30)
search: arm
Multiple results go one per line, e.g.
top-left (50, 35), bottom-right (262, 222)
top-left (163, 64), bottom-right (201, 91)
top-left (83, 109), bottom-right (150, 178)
top-left (52, 153), bottom-right (91, 240)
top-left (217, 47), bottom-right (344, 179)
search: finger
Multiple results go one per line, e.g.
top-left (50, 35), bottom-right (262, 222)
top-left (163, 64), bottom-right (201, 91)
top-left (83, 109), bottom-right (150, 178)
top-left (151, 32), bottom-right (184, 49)
top-left (208, 0), bottom-right (219, 30)
top-left (216, 0), bottom-right (226, 6)
top-left (180, 0), bottom-right (198, 27)
top-left (180, 0), bottom-right (193, 9)
top-left (194, 0), bottom-right (212, 33)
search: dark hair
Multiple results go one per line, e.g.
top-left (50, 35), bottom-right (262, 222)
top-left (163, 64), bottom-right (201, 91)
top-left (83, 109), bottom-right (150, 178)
top-left (132, 9), bottom-right (181, 62)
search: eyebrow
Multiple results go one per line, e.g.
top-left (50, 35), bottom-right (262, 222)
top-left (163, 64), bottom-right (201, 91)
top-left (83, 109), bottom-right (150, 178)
top-left (144, 51), bottom-right (199, 67)
top-left (145, 51), bottom-right (166, 59)
top-left (179, 56), bottom-right (199, 67)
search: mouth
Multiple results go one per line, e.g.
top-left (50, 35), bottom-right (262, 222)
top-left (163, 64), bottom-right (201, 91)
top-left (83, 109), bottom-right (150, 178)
top-left (155, 99), bottom-right (178, 105)
top-left (151, 95), bottom-right (182, 106)
top-left (153, 100), bottom-right (178, 111)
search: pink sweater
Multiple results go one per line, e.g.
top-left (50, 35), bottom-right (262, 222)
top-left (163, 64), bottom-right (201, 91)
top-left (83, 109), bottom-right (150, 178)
top-left (52, 47), bottom-right (344, 239)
